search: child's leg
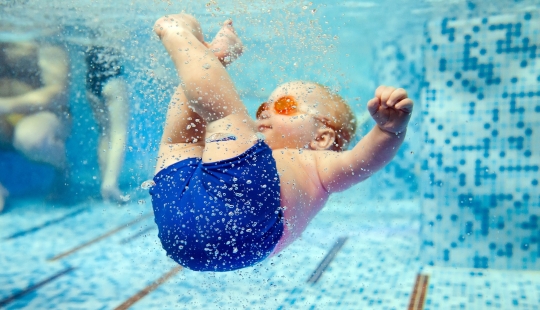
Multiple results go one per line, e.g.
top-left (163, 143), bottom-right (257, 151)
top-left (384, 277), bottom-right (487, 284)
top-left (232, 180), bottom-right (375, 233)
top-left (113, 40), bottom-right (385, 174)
top-left (155, 85), bottom-right (206, 173)
top-left (154, 14), bottom-right (258, 164)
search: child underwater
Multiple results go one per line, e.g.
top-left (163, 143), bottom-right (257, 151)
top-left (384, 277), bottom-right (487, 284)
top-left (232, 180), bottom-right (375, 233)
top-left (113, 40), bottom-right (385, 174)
top-left (148, 13), bottom-right (414, 272)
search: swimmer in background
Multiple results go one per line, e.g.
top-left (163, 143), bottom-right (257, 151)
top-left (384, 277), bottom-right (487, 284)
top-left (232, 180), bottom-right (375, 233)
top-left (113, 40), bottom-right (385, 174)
top-left (0, 41), bottom-right (71, 212)
top-left (149, 13), bottom-right (413, 271)
top-left (85, 45), bottom-right (128, 203)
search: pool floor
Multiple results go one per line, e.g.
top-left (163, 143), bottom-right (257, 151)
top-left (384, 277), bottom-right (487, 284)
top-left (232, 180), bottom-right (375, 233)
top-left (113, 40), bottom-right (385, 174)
top-left (1, 198), bottom-right (539, 309)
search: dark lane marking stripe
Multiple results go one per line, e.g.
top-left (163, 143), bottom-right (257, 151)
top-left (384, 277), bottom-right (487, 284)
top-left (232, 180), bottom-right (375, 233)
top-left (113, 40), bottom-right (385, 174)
top-left (48, 214), bottom-right (153, 261)
top-left (307, 236), bottom-right (348, 284)
top-left (0, 267), bottom-right (75, 308)
top-left (408, 274), bottom-right (429, 310)
top-left (119, 226), bottom-right (157, 244)
top-left (114, 266), bottom-right (183, 310)
top-left (4, 208), bottom-right (87, 240)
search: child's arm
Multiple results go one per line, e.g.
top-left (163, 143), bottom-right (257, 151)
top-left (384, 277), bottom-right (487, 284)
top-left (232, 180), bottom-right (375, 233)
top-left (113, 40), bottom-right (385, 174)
top-left (315, 86), bottom-right (413, 193)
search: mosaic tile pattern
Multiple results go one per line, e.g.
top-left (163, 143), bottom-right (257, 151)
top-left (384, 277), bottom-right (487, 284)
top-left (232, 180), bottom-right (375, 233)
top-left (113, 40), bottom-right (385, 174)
top-left (275, 232), bottom-right (421, 309)
top-left (423, 266), bottom-right (540, 309)
top-left (0, 200), bottom-right (170, 309)
top-left (370, 33), bottom-right (424, 201)
top-left (420, 11), bottom-right (540, 269)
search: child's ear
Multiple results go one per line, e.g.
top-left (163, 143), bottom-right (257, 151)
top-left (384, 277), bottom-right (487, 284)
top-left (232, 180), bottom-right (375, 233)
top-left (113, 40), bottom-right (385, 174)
top-left (309, 128), bottom-right (336, 151)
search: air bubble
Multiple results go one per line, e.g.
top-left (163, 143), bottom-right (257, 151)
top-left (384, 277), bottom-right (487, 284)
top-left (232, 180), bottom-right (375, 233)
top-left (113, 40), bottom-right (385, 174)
top-left (141, 180), bottom-right (156, 189)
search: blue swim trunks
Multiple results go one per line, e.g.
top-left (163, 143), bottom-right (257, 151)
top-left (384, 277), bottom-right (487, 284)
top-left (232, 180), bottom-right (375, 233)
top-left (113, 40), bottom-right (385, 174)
top-left (149, 140), bottom-right (283, 272)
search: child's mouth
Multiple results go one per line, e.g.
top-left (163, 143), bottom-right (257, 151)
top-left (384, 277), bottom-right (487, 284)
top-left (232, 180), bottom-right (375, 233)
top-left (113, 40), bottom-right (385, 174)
top-left (258, 125), bottom-right (272, 132)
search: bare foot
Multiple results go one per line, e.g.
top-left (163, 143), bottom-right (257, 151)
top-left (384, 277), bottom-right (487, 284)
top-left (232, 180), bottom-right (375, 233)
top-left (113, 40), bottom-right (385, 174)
top-left (154, 14), bottom-right (242, 67)
top-left (208, 19), bottom-right (243, 66)
top-left (101, 184), bottom-right (127, 204)
top-left (0, 184), bottom-right (8, 213)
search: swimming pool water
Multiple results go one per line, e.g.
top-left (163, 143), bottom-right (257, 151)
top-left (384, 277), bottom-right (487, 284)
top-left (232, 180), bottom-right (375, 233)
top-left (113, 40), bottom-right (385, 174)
top-left (1, 0), bottom-right (540, 309)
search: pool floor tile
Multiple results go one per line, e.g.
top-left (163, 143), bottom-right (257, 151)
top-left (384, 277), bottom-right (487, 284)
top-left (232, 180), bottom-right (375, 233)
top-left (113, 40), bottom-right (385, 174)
top-left (4, 198), bottom-right (539, 309)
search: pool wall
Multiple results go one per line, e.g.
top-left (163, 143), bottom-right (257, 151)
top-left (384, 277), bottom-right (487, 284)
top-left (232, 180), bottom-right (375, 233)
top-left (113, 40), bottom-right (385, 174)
top-left (418, 10), bottom-right (540, 269)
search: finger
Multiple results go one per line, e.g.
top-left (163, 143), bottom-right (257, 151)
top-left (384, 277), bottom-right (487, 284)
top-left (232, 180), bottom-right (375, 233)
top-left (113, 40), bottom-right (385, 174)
top-left (394, 98), bottom-right (414, 113)
top-left (375, 85), bottom-right (386, 98)
top-left (380, 86), bottom-right (395, 109)
top-left (367, 97), bottom-right (380, 116)
top-left (387, 88), bottom-right (408, 107)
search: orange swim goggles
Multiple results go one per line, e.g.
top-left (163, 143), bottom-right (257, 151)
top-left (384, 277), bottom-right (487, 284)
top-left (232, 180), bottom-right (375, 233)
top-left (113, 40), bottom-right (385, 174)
top-left (256, 96), bottom-right (300, 119)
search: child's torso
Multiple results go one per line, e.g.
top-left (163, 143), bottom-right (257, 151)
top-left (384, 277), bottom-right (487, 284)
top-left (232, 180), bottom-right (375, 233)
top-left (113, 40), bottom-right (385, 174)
top-left (272, 149), bottom-right (330, 248)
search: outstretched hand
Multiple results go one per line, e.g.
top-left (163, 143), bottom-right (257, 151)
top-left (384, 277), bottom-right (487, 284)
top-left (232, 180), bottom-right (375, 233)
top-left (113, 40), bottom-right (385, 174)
top-left (367, 85), bottom-right (413, 134)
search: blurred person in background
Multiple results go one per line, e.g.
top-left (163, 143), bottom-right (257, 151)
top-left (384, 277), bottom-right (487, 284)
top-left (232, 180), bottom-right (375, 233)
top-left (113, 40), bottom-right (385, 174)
top-left (0, 41), bottom-right (71, 212)
top-left (85, 44), bottom-right (128, 203)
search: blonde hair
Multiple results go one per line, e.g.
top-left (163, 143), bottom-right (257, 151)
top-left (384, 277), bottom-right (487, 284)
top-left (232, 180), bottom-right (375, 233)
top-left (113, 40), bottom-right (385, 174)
top-left (312, 83), bottom-right (357, 152)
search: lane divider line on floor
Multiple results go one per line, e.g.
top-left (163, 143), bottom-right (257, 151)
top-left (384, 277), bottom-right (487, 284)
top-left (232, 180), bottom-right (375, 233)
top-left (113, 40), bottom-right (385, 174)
top-left (4, 208), bottom-right (87, 240)
top-left (48, 214), bottom-right (152, 261)
top-left (114, 265), bottom-right (183, 310)
top-left (408, 274), bottom-right (429, 310)
top-left (307, 236), bottom-right (348, 284)
top-left (0, 266), bottom-right (75, 308)
top-left (119, 226), bottom-right (157, 245)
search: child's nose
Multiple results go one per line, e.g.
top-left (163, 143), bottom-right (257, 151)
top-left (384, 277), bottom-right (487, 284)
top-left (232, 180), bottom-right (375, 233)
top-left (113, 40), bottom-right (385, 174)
top-left (257, 111), bottom-right (270, 119)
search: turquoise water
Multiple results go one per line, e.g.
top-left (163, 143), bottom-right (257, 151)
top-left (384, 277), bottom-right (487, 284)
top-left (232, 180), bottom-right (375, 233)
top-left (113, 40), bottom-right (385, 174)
top-left (2, 0), bottom-right (540, 309)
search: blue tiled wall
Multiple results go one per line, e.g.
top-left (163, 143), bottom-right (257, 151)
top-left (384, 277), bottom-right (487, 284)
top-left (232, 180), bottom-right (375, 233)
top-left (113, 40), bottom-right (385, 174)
top-left (420, 11), bottom-right (540, 269)
top-left (371, 35), bottom-right (424, 201)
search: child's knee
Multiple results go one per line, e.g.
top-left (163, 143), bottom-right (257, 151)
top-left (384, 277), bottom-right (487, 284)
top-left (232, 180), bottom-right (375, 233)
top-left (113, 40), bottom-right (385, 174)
top-left (176, 13), bottom-right (199, 27)
top-left (154, 14), bottom-right (203, 42)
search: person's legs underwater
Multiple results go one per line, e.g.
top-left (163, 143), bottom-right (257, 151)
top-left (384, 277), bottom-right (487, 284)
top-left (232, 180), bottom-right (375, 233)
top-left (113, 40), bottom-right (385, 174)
top-left (153, 14), bottom-right (259, 166)
top-left (0, 111), bottom-right (67, 209)
top-left (150, 14), bottom-right (283, 271)
top-left (85, 46), bottom-right (129, 202)
top-left (0, 118), bottom-right (10, 212)
top-left (11, 111), bottom-right (70, 200)
top-left (0, 183), bottom-right (7, 212)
